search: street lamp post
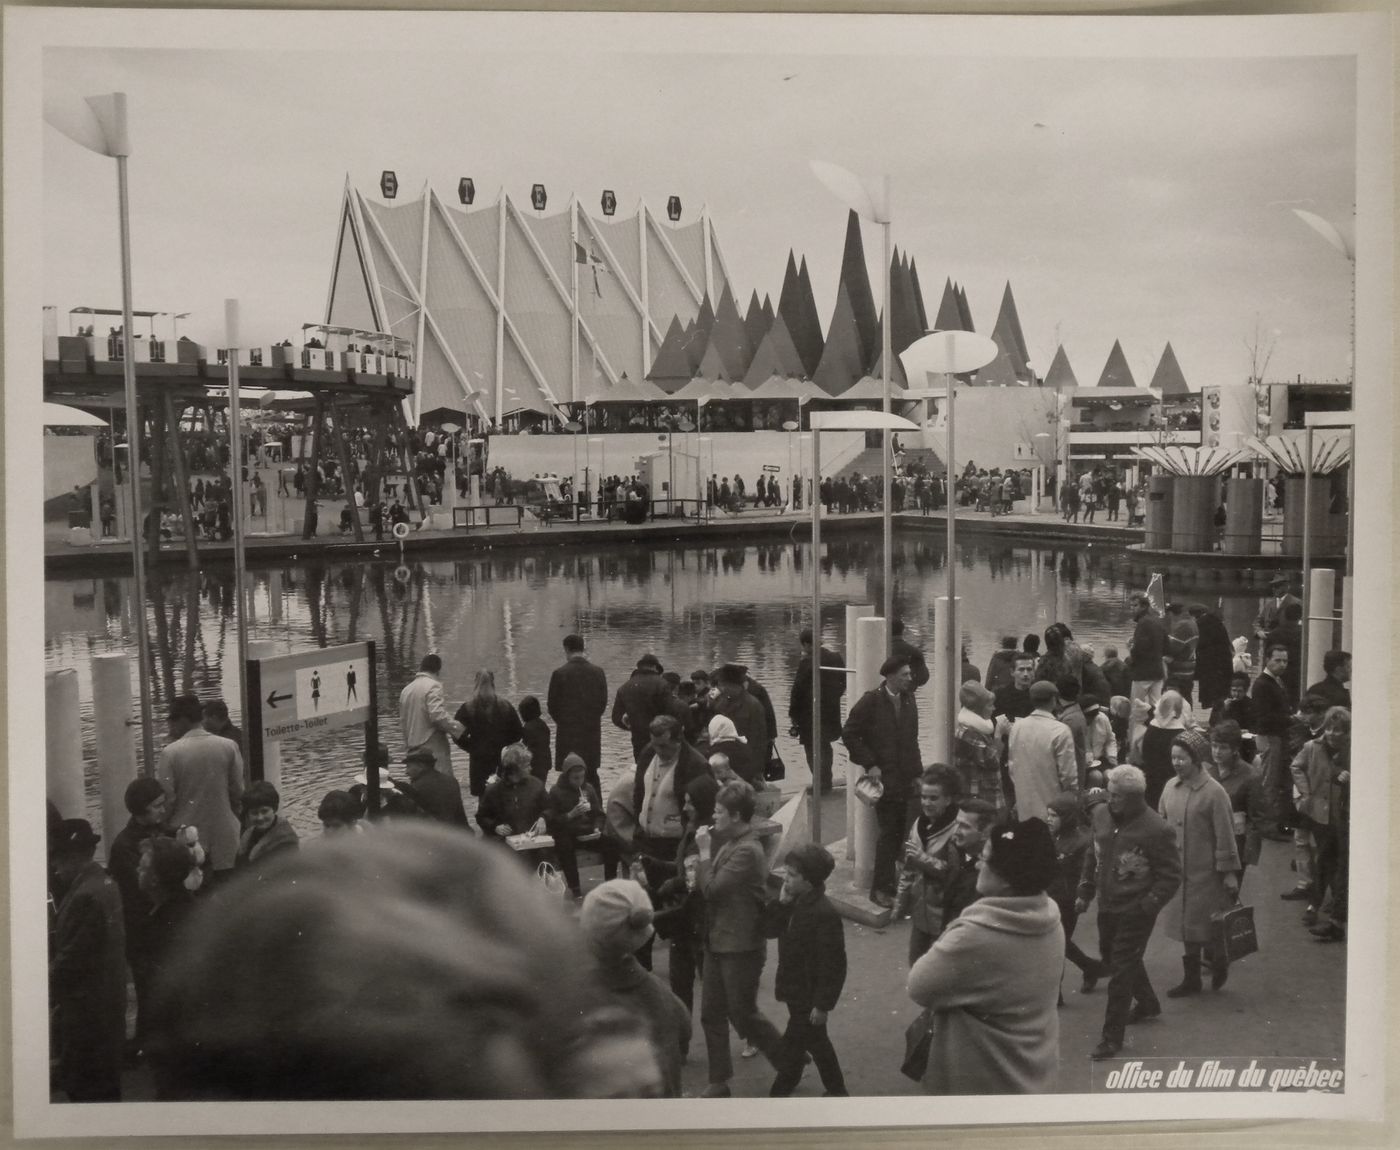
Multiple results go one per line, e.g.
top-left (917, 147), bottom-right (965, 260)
top-left (900, 331), bottom-right (1000, 767)
top-left (811, 160), bottom-right (895, 656)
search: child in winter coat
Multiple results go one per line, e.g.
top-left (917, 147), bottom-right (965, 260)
top-left (764, 843), bottom-right (848, 1096)
top-left (1045, 794), bottom-right (1106, 999)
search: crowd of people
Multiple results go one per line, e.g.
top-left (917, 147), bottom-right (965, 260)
top-left (47, 581), bottom-right (1351, 1102)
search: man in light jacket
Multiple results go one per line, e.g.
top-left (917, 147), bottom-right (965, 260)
top-left (398, 653), bottom-right (464, 780)
top-left (1007, 681), bottom-right (1078, 821)
top-left (156, 693), bottom-right (243, 884)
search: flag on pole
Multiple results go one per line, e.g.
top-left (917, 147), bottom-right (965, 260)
top-left (1145, 572), bottom-right (1166, 614)
top-left (573, 242), bottom-right (608, 297)
top-left (43, 89), bottom-right (130, 157)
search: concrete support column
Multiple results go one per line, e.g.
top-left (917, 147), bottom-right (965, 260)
top-left (931, 595), bottom-right (961, 768)
top-left (852, 615), bottom-right (885, 892)
top-left (93, 653), bottom-right (138, 857)
top-left (46, 669), bottom-right (85, 822)
top-left (844, 603), bottom-right (872, 863)
top-left (1306, 568), bottom-right (1337, 689)
top-left (1341, 575), bottom-right (1353, 652)
top-left (248, 639), bottom-right (281, 794)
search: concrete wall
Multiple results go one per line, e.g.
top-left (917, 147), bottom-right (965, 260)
top-left (916, 387), bottom-right (1059, 472)
top-left (44, 434), bottom-right (98, 504)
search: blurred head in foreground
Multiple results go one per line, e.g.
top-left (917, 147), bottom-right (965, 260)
top-left (149, 822), bottom-right (604, 1100)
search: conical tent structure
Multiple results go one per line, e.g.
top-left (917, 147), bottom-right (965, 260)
top-left (888, 247), bottom-right (924, 363)
top-left (743, 311), bottom-right (808, 386)
top-left (697, 341), bottom-right (731, 382)
top-left (932, 278), bottom-right (964, 333)
top-left (955, 283), bottom-right (975, 332)
top-left (1043, 345), bottom-right (1080, 390)
top-left (761, 294), bottom-right (776, 328)
top-left (1095, 340), bottom-right (1137, 388)
top-left (679, 318), bottom-right (706, 374)
top-left (1149, 341), bottom-right (1190, 398)
top-left (794, 258), bottom-right (825, 376)
top-left (326, 179), bottom-right (731, 422)
top-left (700, 283), bottom-right (754, 381)
top-left (972, 346), bottom-right (1023, 388)
top-left (990, 282), bottom-right (1031, 380)
top-left (647, 315), bottom-right (697, 394)
top-left (813, 281), bottom-right (867, 395)
top-left (834, 210), bottom-right (881, 366)
top-left (743, 291), bottom-right (769, 355)
top-left (909, 257), bottom-right (929, 331)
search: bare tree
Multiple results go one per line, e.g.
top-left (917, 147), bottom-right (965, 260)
top-left (1244, 314), bottom-right (1277, 385)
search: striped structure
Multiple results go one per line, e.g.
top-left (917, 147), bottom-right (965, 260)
top-left (325, 178), bottom-right (731, 424)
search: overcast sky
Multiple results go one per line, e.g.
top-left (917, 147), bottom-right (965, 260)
top-left (40, 18), bottom-right (1357, 389)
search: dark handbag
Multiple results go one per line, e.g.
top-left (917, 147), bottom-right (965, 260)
top-left (1211, 900), bottom-right (1258, 964)
top-left (764, 746), bottom-right (786, 782)
top-left (900, 1008), bottom-right (934, 1082)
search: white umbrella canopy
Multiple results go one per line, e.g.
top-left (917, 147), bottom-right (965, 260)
top-left (43, 402), bottom-right (107, 427)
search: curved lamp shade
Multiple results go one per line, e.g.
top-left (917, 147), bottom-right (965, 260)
top-left (1291, 209), bottom-right (1355, 262)
top-left (899, 330), bottom-right (1000, 381)
top-left (43, 402), bottom-right (107, 427)
top-left (809, 160), bottom-right (890, 224)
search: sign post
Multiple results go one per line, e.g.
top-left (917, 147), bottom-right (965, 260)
top-left (246, 642), bottom-right (377, 795)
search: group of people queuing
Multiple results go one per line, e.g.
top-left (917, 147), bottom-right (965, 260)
top-left (1058, 467), bottom-right (1139, 525)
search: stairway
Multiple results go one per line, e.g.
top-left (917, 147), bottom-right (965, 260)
top-left (835, 445), bottom-right (945, 480)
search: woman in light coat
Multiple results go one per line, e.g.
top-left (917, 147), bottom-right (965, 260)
top-left (907, 817), bottom-right (1064, 1095)
top-left (1158, 729), bottom-right (1240, 996)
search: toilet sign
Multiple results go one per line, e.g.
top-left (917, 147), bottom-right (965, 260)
top-left (245, 641), bottom-right (377, 782)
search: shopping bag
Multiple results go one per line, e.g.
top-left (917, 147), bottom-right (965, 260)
top-left (1211, 901), bottom-right (1258, 964)
top-left (901, 1008), bottom-right (934, 1082)
top-left (536, 860), bottom-right (569, 899)
top-left (764, 747), bottom-right (786, 782)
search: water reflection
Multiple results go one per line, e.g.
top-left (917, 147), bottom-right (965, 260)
top-left (46, 534), bottom-right (1268, 833)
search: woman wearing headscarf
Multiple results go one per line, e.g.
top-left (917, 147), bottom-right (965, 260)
top-left (454, 669), bottom-right (524, 798)
top-left (953, 682), bottom-right (1004, 812)
top-left (1135, 691), bottom-right (1188, 810)
top-left (1158, 728), bottom-right (1241, 996)
top-left (1189, 605), bottom-right (1235, 712)
top-left (704, 714), bottom-right (753, 785)
top-left (907, 818), bottom-right (1064, 1094)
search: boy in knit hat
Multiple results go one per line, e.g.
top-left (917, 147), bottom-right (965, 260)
top-left (580, 879), bottom-right (691, 1096)
top-left (763, 844), bottom-right (848, 1096)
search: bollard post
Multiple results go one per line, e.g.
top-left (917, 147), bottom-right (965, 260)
top-left (1306, 568), bottom-right (1336, 689)
top-left (93, 653), bottom-right (138, 859)
top-left (852, 615), bottom-right (885, 893)
top-left (247, 639), bottom-right (281, 794)
top-left (46, 669), bottom-right (86, 824)
top-left (843, 604), bottom-right (872, 864)
top-left (931, 595), bottom-right (962, 768)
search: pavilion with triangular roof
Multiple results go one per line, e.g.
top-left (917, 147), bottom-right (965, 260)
top-left (1148, 341), bottom-right (1190, 398)
top-left (1095, 340), bottom-right (1137, 388)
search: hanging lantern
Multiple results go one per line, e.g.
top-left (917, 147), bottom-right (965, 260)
top-left (380, 170), bottom-right (398, 199)
top-left (601, 189), bottom-right (617, 216)
top-left (531, 183), bottom-right (547, 211)
top-left (666, 195), bottom-right (682, 222)
top-left (458, 178), bottom-right (475, 206)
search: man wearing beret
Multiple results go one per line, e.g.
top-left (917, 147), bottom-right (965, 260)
top-left (842, 655), bottom-right (922, 908)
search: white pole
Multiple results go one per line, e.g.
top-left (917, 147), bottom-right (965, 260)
top-left (227, 301), bottom-right (251, 750)
top-left (1300, 426), bottom-right (1314, 693)
top-left (844, 602), bottom-right (872, 866)
top-left (93, 653), bottom-right (138, 857)
top-left (1306, 567), bottom-right (1336, 688)
top-left (810, 429), bottom-right (823, 844)
top-left (47, 669), bottom-right (86, 823)
top-left (932, 595), bottom-right (961, 768)
top-left (248, 639), bottom-right (281, 794)
top-left (853, 614), bottom-right (885, 893)
top-left (880, 196), bottom-right (894, 659)
top-left (945, 357), bottom-right (959, 770)
top-left (1341, 576), bottom-right (1353, 651)
top-left (116, 148), bottom-right (156, 773)
top-left (570, 199), bottom-right (580, 406)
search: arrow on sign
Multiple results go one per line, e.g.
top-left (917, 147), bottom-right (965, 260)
top-left (266, 689), bottom-right (293, 708)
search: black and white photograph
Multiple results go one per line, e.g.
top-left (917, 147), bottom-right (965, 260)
top-left (5, 5), bottom-right (1393, 1140)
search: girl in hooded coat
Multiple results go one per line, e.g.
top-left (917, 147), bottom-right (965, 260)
top-left (907, 818), bottom-right (1064, 1095)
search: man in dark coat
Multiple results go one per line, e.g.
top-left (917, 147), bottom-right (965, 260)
top-left (476, 746), bottom-right (548, 840)
top-left (1188, 605), bottom-right (1235, 712)
top-left (49, 820), bottom-right (127, 1102)
top-left (1306, 650), bottom-right (1352, 711)
top-left (612, 654), bottom-right (672, 764)
top-left (712, 664), bottom-right (770, 780)
top-left (788, 629), bottom-right (846, 791)
top-left (633, 715), bottom-right (710, 887)
top-left (841, 654), bottom-right (923, 908)
top-left (1254, 575), bottom-right (1302, 639)
top-left (993, 652), bottom-right (1036, 722)
top-left (547, 634), bottom-right (609, 795)
top-left (1265, 602), bottom-right (1304, 706)
top-left (403, 747), bottom-right (469, 827)
top-left (890, 619), bottom-right (931, 692)
top-left (742, 672), bottom-right (780, 775)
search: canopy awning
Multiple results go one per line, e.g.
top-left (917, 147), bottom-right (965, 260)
top-left (43, 402), bottom-right (107, 427)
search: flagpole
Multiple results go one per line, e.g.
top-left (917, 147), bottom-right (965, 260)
top-left (226, 300), bottom-right (251, 759)
top-left (570, 200), bottom-right (580, 408)
top-left (116, 143), bottom-right (156, 775)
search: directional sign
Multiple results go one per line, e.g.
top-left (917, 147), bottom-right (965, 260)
top-left (247, 642), bottom-right (373, 746)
